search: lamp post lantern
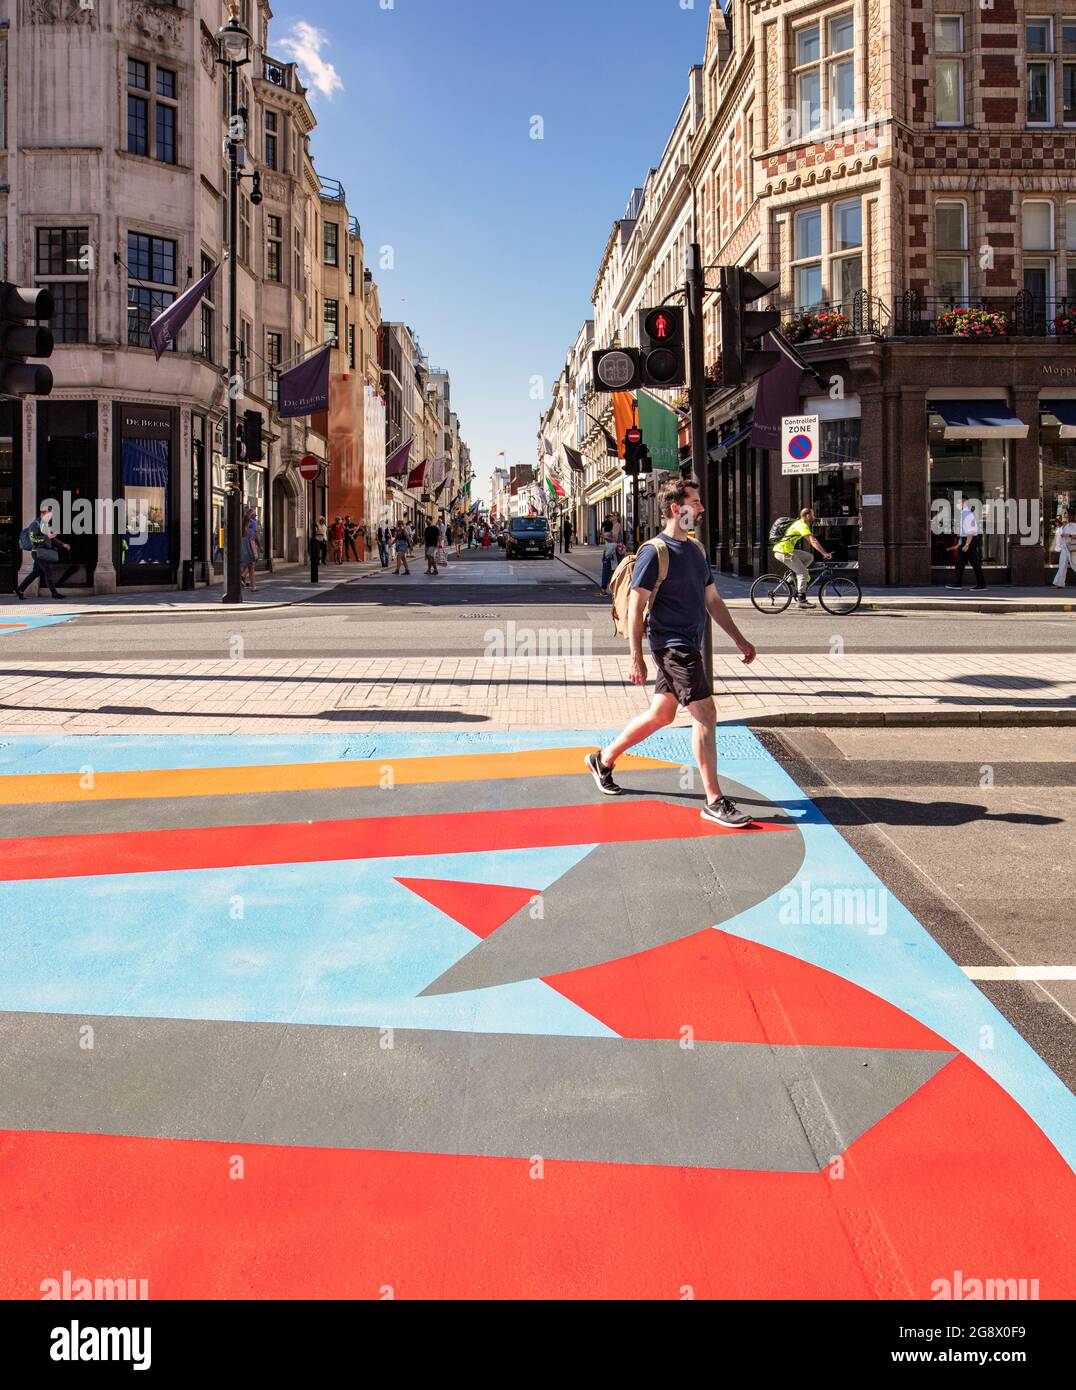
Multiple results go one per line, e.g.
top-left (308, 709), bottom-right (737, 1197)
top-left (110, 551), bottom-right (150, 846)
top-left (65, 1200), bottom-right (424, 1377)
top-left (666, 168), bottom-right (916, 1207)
top-left (216, 2), bottom-right (253, 605)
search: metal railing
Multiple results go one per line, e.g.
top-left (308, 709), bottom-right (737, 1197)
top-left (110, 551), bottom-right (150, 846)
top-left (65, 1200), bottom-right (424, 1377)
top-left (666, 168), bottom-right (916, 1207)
top-left (319, 176), bottom-right (346, 205)
top-left (893, 290), bottom-right (1075, 338)
top-left (777, 290), bottom-right (891, 339)
top-left (262, 59), bottom-right (291, 88)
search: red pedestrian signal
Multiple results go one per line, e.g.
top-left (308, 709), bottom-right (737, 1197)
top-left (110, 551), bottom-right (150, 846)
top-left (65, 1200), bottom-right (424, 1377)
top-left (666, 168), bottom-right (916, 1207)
top-left (639, 306), bottom-right (686, 388)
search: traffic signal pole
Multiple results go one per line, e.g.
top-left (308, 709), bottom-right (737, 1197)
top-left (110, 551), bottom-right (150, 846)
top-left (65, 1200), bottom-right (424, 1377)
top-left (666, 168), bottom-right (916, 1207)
top-left (685, 243), bottom-right (714, 687)
top-left (223, 58), bottom-right (243, 605)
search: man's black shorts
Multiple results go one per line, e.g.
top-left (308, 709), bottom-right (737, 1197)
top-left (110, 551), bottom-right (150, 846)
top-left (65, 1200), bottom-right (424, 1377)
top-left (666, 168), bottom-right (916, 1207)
top-left (652, 645), bottom-right (713, 706)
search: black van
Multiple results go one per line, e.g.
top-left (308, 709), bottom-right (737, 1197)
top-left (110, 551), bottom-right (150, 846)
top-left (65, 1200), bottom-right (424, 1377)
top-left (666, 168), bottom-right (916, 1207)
top-left (506, 516), bottom-right (554, 559)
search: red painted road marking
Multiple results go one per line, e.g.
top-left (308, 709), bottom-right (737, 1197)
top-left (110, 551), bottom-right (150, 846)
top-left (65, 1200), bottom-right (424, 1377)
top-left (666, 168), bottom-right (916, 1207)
top-left (2, 1057), bottom-right (1072, 1299)
top-left (0, 801), bottom-right (793, 882)
top-left (395, 878), bottom-right (539, 940)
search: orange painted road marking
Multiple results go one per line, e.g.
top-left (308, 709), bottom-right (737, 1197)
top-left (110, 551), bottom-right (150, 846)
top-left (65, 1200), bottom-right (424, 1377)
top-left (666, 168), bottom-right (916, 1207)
top-left (0, 624), bottom-right (27, 630)
top-left (0, 746), bottom-right (676, 807)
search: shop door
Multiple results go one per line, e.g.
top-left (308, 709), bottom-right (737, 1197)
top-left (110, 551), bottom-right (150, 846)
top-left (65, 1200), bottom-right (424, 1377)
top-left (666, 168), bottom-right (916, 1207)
top-left (37, 402), bottom-right (98, 586)
top-left (0, 406), bottom-right (20, 592)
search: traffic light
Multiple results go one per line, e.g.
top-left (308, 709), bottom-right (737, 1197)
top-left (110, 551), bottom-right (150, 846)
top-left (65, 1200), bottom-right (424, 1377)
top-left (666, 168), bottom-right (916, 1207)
top-left (243, 409), bottom-right (264, 463)
top-left (719, 267), bottom-right (781, 388)
top-left (592, 346), bottom-right (642, 393)
top-left (623, 425), bottom-right (643, 476)
top-left (0, 283), bottom-right (55, 398)
top-left (639, 306), bottom-right (686, 388)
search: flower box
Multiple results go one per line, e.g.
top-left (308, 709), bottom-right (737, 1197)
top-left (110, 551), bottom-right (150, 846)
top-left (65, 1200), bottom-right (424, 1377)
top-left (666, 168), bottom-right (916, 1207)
top-left (936, 307), bottom-right (1008, 338)
top-left (783, 310), bottom-right (852, 343)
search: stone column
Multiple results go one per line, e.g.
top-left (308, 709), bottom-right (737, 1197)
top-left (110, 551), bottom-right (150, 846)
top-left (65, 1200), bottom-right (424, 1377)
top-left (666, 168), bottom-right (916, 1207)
top-left (95, 398), bottom-right (117, 593)
top-left (857, 384), bottom-right (886, 586)
top-left (1009, 386), bottom-right (1045, 587)
top-left (895, 387), bottom-right (931, 585)
top-left (178, 406), bottom-right (192, 586)
top-left (18, 398), bottom-right (36, 587)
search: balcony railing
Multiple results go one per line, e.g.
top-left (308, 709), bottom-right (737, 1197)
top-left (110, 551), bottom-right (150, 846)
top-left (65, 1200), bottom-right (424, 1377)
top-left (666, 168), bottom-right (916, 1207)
top-left (778, 290), bottom-right (891, 341)
top-left (262, 59), bottom-right (291, 89)
top-left (893, 290), bottom-right (1075, 339)
top-left (319, 176), bottom-right (347, 205)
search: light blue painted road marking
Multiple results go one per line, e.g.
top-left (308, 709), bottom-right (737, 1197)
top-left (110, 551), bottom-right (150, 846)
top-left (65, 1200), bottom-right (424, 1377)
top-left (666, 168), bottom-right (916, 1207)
top-left (0, 846), bottom-right (612, 1040)
top-left (0, 614), bottom-right (77, 637)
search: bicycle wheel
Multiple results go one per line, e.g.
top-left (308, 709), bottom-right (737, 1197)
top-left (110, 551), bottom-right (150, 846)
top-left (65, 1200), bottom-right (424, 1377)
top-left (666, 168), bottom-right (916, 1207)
top-left (819, 573), bottom-right (862, 615)
top-left (750, 573), bottom-right (793, 614)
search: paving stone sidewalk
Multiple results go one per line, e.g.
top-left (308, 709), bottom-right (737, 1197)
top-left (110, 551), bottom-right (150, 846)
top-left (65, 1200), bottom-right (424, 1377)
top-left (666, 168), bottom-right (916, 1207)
top-left (1, 650), bottom-right (1073, 735)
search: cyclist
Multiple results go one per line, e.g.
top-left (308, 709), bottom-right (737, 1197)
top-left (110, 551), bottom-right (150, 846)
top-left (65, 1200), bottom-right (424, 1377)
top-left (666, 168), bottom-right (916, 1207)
top-left (772, 507), bottom-right (832, 609)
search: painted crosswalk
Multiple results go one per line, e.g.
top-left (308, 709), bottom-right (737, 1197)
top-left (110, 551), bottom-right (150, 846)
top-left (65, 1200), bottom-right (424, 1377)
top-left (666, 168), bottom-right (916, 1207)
top-left (0, 726), bottom-right (1073, 1299)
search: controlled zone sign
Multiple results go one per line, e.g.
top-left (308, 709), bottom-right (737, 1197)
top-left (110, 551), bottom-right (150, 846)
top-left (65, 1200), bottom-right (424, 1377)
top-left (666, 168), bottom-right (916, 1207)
top-left (781, 415), bottom-right (820, 475)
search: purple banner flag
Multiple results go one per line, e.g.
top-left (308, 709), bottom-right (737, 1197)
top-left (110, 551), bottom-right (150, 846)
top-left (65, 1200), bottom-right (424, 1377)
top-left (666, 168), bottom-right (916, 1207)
top-left (278, 344), bottom-right (332, 419)
top-left (149, 262), bottom-right (220, 361)
top-left (750, 334), bottom-right (805, 452)
top-left (385, 438), bottom-right (414, 478)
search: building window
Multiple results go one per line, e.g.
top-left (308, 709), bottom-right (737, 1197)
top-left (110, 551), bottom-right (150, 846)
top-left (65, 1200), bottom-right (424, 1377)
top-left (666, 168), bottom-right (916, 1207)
top-left (323, 221), bottom-right (339, 267)
top-left (324, 297), bottom-right (338, 345)
top-left (347, 253), bottom-right (355, 295)
top-left (264, 110), bottom-right (278, 170)
top-left (198, 253), bottom-right (215, 361)
top-left (240, 317), bottom-right (252, 378)
top-left (935, 16), bottom-right (964, 125)
top-left (267, 213), bottom-right (283, 282)
top-left (1022, 200), bottom-right (1056, 312)
top-left (1063, 21), bottom-right (1076, 123)
top-left (294, 227), bottom-right (302, 288)
top-left (793, 12), bottom-right (854, 138)
top-left (42, 280), bottom-right (90, 345)
top-left (1028, 18), bottom-right (1055, 124)
top-left (238, 193), bottom-right (251, 265)
top-left (348, 323), bottom-right (356, 369)
top-left (267, 331), bottom-right (282, 407)
top-left (832, 198), bottom-right (863, 304)
top-left (127, 231), bottom-right (176, 348)
top-left (1067, 202), bottom-right (1076, 301)
top-left (935, 201), bottom-right (969, 300)
top-left (792, 207), bottom-right (823, 309)
top-left (126, 56), bottom-right (177, 163)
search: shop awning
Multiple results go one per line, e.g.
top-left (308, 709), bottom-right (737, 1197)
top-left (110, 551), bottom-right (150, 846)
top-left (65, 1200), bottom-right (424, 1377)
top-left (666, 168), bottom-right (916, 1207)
top-left (709, 425), bottom-right (752, 461)
top-left (930, 399), bottom-right (1029, 440)
top-left (1042, 399), bottom-right (1076, 440)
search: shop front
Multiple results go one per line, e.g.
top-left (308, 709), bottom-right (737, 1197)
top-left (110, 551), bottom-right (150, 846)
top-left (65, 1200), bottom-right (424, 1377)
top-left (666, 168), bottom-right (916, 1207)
top-left (37, 400), bottom-right (99, 589)
top-left (1040, 399), bottom-right (1076, 584)
top-left (113, 403), bottom-right (179, 586)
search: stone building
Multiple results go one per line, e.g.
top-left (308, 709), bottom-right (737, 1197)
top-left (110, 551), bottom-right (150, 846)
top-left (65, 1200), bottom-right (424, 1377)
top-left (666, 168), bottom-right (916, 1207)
top-left (0, 0), bottom-right (394, 592)
top-left (694, 0), bottom-right (1076, 586)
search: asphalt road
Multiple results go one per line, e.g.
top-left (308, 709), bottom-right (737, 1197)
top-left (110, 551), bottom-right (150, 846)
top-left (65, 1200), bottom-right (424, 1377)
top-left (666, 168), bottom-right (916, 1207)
top-left (4, 548), bottom-right (1075, 660)
top-left (766, 726), bottom-right (1076, 1093)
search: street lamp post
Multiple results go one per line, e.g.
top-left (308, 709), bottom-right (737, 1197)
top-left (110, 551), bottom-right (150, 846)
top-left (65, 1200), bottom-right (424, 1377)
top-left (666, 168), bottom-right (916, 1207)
top-left (217, 4), bottom-right (253, 606)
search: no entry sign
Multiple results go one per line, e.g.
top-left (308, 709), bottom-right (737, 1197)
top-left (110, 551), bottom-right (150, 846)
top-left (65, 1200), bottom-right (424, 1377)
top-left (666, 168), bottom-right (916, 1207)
top-left (299, 455), bottom-right (322, 482)
top-left (781, 415), bottom-right (820, 475)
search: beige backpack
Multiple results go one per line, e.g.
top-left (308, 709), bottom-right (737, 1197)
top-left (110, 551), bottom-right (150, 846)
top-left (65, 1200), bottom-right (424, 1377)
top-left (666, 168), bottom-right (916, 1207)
top-left (609, 538), bottom-right (670, 637)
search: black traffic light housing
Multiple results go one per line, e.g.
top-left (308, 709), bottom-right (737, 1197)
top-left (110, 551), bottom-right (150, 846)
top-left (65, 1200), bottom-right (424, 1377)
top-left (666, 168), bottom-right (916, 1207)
top-left (719, 267), bottom-right (781, 388)
top-left (623, 425), bottom-right (643, 477)
top-left (243, 409), bottom-right (264, 463)
top-left (639, 306), bottom-right (686, 388)
top-left (592, 346), bottom-right (642, 393)
top-left (0, 283), bottom-right (55, 398)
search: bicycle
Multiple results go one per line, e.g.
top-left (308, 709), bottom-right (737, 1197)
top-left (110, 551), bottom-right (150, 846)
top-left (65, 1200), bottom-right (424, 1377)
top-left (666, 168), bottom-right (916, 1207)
top-left (750, 561), bottom-right (862, 616)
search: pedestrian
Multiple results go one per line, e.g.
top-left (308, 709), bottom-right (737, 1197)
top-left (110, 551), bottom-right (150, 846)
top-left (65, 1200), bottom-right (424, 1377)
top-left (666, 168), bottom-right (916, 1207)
top-left (585, 477), bottom-right (757, 827)
top-left (468, 523), bottom-right (476, 548)
top-left (1053, 505), bottom-right (1076, 587)
top-left (424, 518), bottom-right (441, 575)
top-left (15, 503), bottom-right (70, 601)
top-left (315, 516), bottom-right (329, 565)
top-left (344, 515), bottom-right (361, 562)
top-left (376, 524), bottom-right (389, 568)
top-left (562, 514), bottom-right (573, 554)
top-left (329, 516), bottom-right (344, 565)
top-left (598, 512), bottom-right (622, 596)
top-left (772, 508), bottom-right (832, 608)
top-left (240, 509), bottom-right (259, 591)
top-left (393, 524), bottom-right (411, 574)
top-left (946, 497), bottom-right (987, 591)
top-left (454, 521), bottom-right (463, 558)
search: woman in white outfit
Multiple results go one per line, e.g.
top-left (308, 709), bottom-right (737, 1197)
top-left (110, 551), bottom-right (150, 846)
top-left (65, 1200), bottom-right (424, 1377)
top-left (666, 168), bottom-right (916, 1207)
top-left (1053, 506), bottom-right (1076, 588)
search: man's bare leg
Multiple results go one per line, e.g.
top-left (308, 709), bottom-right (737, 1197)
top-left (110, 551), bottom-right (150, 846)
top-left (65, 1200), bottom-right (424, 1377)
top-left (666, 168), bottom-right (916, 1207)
top-left (688, 696), bottom-right (721, 803)
top-left (601, 694), bottom-right (678, 767)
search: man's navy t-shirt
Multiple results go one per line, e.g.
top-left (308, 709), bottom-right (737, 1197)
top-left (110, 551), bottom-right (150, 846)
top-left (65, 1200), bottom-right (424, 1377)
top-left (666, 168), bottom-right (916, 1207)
top-left (630, 537), bottom-right (713, 652)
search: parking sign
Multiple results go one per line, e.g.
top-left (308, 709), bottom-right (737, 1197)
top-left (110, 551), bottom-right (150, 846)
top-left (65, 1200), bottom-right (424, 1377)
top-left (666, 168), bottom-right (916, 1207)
top-left (781, 415), bottom-right (820, 474)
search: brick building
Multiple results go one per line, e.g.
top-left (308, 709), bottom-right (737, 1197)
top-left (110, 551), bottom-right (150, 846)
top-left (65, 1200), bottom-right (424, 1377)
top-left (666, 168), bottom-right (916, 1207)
top-left (693, 0), bottom-right (1076, 586)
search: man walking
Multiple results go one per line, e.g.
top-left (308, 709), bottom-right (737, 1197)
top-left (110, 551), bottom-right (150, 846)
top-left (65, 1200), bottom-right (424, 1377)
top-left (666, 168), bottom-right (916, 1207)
top-left (772, 508), bottom-right (832, 608)
top-left (424, 518), bottom-right (441, 576)
top-left (343, 516), bottom-right (361, 563)
top-left (585, 478), bottom-right (757, 827)
top-left (376, 524), bottom-right (389, 568)
top-left (562, 514), bottom-right (573, 554)
top-left (947, 496), bottom-right (987, 591)
top-left (15, 504), bottom-right (70, 601)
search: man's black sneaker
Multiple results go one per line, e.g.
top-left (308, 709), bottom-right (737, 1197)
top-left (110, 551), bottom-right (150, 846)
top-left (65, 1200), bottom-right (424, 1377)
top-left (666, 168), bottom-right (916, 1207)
top-left (795, 597), bottom-right (815, 608)
top-left (585, 751), bottom-right (623, 796)
top-left (14, 588), bottom-right (24, 600)
top-left (701, 797), bottom-right (753, 828)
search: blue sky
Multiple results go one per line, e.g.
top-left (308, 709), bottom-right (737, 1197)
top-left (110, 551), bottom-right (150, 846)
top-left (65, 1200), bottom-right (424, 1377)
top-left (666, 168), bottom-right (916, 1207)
top-left (270, 0), bottom-right (711, 499)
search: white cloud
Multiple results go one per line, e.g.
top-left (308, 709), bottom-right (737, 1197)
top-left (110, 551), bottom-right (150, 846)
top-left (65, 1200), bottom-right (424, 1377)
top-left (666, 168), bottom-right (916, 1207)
top-left (277, 21), bottom-right (344, 101)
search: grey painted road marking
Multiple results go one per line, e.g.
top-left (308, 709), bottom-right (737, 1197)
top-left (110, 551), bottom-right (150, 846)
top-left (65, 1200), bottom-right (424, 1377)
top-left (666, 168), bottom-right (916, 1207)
top-left (0, 1011), bottom-right (954, 1173)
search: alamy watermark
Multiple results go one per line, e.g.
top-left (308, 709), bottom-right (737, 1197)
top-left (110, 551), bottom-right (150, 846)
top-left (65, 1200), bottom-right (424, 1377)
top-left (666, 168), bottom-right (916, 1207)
top-left (778, 880), bottom-right (888, 935)
top-left (40, 493), bottom-right (151, 546)
top-left (483, 620), bottom-right (593, 673)
top-left (930, 493), bottom-right (1042, 547)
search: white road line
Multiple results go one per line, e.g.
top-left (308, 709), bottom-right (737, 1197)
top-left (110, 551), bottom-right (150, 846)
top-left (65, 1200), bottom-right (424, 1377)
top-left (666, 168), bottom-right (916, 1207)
top-left (962, 966), bottom-right (1076, 981)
